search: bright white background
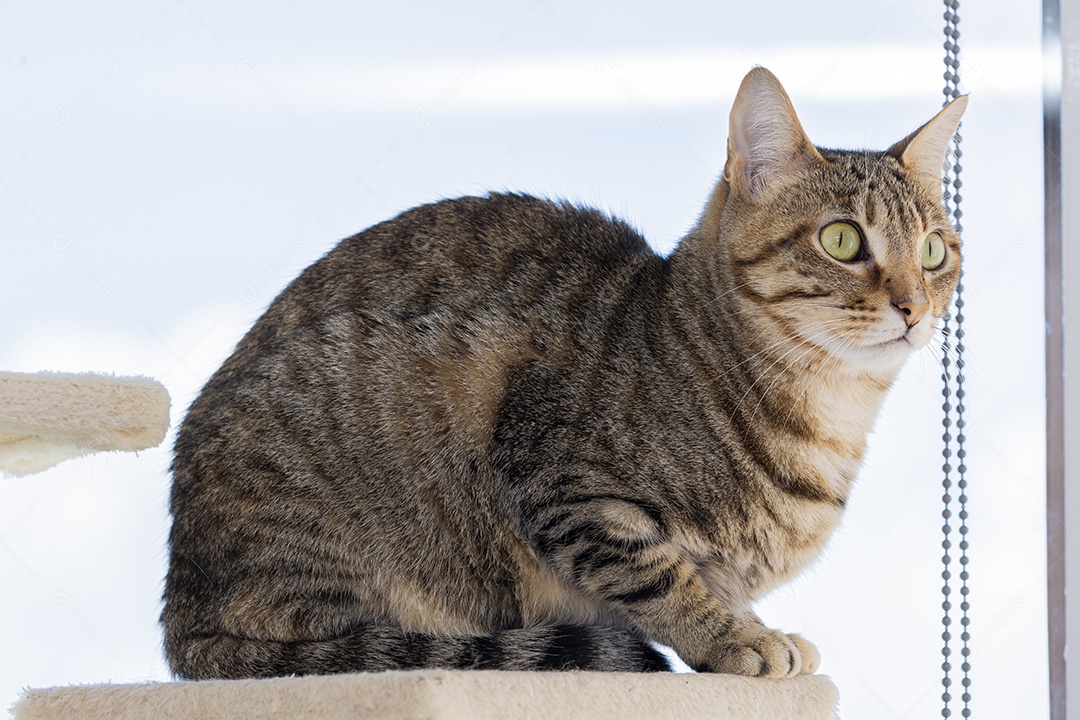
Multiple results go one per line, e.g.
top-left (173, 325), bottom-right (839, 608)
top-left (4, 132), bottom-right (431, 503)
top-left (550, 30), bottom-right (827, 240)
top-left (1, 1), bottom-right (1044, 717)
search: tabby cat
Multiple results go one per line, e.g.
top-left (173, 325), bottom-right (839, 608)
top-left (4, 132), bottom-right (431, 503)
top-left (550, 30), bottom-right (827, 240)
top-left (163, 67), bottom-right (967, 679)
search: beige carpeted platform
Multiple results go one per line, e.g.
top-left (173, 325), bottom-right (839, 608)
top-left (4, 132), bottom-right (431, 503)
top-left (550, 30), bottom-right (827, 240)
top-left (0, 371), bottom-right (170, 476)
top-left (11, 670), bottom-right (840, 720)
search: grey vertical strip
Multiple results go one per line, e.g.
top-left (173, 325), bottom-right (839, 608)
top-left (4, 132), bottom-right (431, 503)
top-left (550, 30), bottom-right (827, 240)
top-left (1045, 0), bottom-right (1065, 716)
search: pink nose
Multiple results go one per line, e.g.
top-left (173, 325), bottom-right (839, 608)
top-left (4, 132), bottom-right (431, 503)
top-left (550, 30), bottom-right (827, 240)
top-left (895, 299), bottom-right (929, 327)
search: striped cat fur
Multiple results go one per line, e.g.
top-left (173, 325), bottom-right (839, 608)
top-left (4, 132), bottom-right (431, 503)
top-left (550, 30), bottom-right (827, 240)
top-left (163, 68), bottom-right (967, 679)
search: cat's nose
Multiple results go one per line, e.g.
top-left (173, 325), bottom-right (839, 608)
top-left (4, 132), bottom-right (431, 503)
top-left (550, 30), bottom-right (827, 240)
top-left (894, 298), bottom-right (930, 327)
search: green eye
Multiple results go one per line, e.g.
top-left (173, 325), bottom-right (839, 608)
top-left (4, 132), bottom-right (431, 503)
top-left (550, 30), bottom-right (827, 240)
top-left (820, 222), bottom-right (863, 262)
top-left (922, 232), bottom-right (946, 270)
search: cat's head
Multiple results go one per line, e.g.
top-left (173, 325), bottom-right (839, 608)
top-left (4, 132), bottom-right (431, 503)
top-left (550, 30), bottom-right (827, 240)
top-left (705, 67), bottom-right (966, 376)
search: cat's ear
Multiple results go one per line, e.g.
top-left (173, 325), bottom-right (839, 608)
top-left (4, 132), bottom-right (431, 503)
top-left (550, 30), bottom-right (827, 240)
top-left (887, 96), bottom-right (968, 190)
top-left (725, 67), bottom-right (823, 202)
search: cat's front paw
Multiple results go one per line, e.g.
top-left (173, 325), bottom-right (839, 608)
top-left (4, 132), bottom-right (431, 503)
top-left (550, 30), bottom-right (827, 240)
top-left (788, 632), bottom-right (820, 674)
top-left (698, 627), bottom-right (818, 678)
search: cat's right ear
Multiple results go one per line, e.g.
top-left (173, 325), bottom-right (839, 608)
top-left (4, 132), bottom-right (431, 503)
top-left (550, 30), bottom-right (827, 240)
top-left (887, 95), bottom-right (968, 192)
top-left (725, 67), bottom-right (823, 203)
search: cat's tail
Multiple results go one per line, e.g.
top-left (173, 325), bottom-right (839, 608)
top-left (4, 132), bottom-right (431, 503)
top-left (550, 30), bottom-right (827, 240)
top-left (167, 624), bottom-right (671, 679)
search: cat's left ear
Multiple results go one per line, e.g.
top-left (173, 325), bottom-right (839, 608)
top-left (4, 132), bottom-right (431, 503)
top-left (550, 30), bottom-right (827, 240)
top-left (887, 96), bottom-right (969, 190)
top-left (725, 67), bottom-right (824, 203)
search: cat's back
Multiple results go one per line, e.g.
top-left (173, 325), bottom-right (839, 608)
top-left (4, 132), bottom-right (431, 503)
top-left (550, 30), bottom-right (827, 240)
top-left (174, 192), bottom-right (663, 501)
top-left (287, 192), bottom-right (658, 325)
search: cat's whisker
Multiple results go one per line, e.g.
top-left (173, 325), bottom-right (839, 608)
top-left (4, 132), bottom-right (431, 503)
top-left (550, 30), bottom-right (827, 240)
top-left (780, 339), bottom-right (852, 429)
top-left (742, 339), bottom-right (829, 426)
top-left (700, 317), bottom-right (840, 386)
top-left (738, 321), bottom-right (846, 423)
top-left (702, 280), bottom-right (758, 309)
top-left (731, 318), bottom-right (851, 419)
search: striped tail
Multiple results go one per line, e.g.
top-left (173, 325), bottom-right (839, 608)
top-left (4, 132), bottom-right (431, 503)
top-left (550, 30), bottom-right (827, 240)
top-left (167, 625), bottom-right (671, 679)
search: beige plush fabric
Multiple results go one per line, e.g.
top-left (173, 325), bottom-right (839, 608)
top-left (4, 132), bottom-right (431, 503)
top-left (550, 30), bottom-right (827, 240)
top-left (12, 671), bottom-right (840, 720)
top-left (0, 371), bottom-right (170, 476)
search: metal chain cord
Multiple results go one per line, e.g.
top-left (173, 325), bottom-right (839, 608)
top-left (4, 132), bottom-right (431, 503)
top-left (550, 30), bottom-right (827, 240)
top-left (940, 0), bottom-right (971, 717)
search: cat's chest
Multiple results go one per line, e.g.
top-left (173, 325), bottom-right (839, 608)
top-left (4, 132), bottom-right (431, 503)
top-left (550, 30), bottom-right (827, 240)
top-left (674, 432), bottom-right (860, 605)
top-left (680, 494), bottom-right (845, 611)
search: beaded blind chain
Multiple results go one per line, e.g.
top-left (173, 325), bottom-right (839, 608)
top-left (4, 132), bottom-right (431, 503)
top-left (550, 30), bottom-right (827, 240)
top-left (940, 0), bottom-right (972, 717)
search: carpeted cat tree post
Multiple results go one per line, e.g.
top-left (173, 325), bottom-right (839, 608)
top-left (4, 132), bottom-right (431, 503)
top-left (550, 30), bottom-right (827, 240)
top-left (4, 371), bottom-right (840, 720)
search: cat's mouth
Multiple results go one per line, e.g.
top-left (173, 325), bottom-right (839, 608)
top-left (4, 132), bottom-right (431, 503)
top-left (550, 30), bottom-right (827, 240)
top-left (853, 334), bottom-right (910, 362)
top-left (816, 321), bottom-right (930, 372)
top-left (866, 324), bottom-right (935, 359)
top-left (871, 312), bottom-right (936, 349)
top-left (885, 320), bottom-right (937, 347)
top-left (878, 333), bottom-right (912, 348)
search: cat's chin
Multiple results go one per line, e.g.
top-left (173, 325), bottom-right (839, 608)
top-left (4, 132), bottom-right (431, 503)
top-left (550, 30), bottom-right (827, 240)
top-left (796, 320), bottom-right (928, 375)
top-left (853, 331), bottom-right (934, 373)
top-left (813, 331), bottom-right (926, 376)
top-left (801, 311), bottom-right (940, 375)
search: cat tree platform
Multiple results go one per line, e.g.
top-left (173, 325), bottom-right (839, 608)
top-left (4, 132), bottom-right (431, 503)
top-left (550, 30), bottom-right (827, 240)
top-left (11, 670), bottom-right (840, 720)
top-left (0, 371), bottom-right (170, 477)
